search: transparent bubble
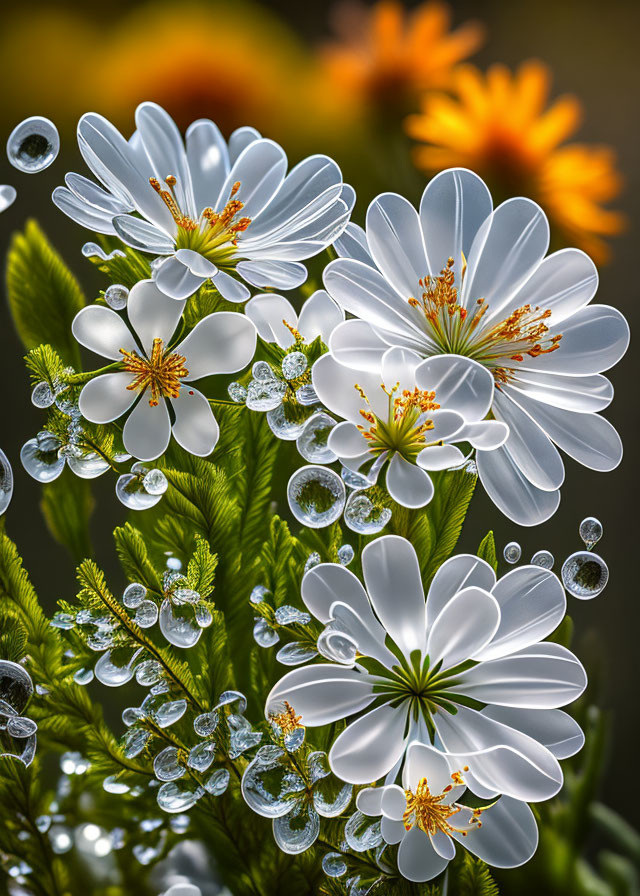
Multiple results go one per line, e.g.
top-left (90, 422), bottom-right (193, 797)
top-left (0, 184), bottom-right (16, 214)
top-left (227, 381), bottom-right (247, 403)
top-left (133, 844), bottom-right (161, 865)
top-left (31, 381), bottom-right (55, 409)
top-left (50, 612), bottom-right (75, 630)
top-left (123, 583), bottom-right (147, 609)
top-left (249, 585), bottom-right (270, 606)
top-left (304, 552), bottom-right (321, 573)
top-left (246, 378), bottom-right (287, 412)
top-left (531, 550), bottom-right (554, 570)
top-left (252, 361), bottom-right (275, 381)
top-left (296, 413), bottom-right (338, 464)
top-left (344, 492), bottom-right (391, 534)
top-left (194, 711), bottom-right (219, 738)
top-left (120, 727), bottom-right (151, 759)
top-left (143, 468), bottom-right (168, 496)
top-left (273, 800), bottom-right (320, 854)
top-left (135, 659), bottom-right (163, 687)
top-left (7, 117), bottom-right (59, 173)
top-left (103, 775), bottom-right (130, 794)
top-left (274, 606), bottom-right (311, 626)
top-left (153, 747), bottom-right (185, 782)
top-left (0, 450), bottom-right (13, 515)
top-left (187, 740), bottom-right (216, 773)
top-left (134, 600), bottom-right (159, 628)
top-left (49, 825), bottom-right (73, 854)
top-left (122, 707), bottom-right (144, 727)
top-left (160, 599), bottom-right (202, 648)
top-left (503, 541), bottom-right (522, 564)
top-left (67, 452), bottom-right (110, 479)
top-left (216, 690), bottom-right (248, 714)
top-left (288, 466), bottom-right (345, 529)
top-left (227, 714), bottom-right (262, 758)
top-left (104, 284), bottom-right (129, 311)
top-left (6, 716), bottom-right (37, 737)
top-left (241, 746), bottom-right (305, 817)
top-left (166, 556), bottom-right (182, 571)
top-left (94, 649), bottom-right (140, 687)
top-left (116, 472), bottom-right (163, 510)
top-left (81, 243), bottom-right (126, 261)
top-left (561, 551), bottom-right (609, 600)
top-left (276, 642), bottom-right (318, 666)
top-left (169, 814), bottom-right (190, 834)
top-left (344, 811), bottom-right (383, 852)
top-left (73, 668), bottom-right (94, 686)
top-left (322, 853), bottom-right (348, 878)
top-left (204, 768), bottom-right (230, 796)
top-left (35, 815), bottom-right (51, 834)
top-left (295, 384), bottom-right (320, 406)
top-left (337, 544), bottom-right (354, 566)
top-left (311, 768), bottom-right (352, 817)
top-left (195, 604), bottom-right (213, 628)
top-left (253, 617), bottom-right (280, 648)
top-left (173, 587), bottom-right (200, 605)
top-left (267, 402), bottom-right (311, 441)
top-left (579, 517), bottom-right (603, 550)
top-left (157, 780), bottom-right (205, 813)
top-left (281, 351), bottom-right (308, 380)
top-left (153, 699), bottom-right (187, 728)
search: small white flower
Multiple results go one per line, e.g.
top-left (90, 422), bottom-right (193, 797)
top-left (267, 535), bottom-right (586, 798)
top-left (357, 742), bottom-right (538, 883)
top-left (54, 102), bottom-right (354, 301)
top-left (245, 289), bottom-right (344, 348)
top-left (72, 279), bottom-right (256, 461)
top-left (325, 168), bottom-right (629, 525)
top-left (311, 347), bottom-right (507, 508)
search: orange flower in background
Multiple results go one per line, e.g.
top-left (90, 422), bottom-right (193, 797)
top-left (406, 60), bottom-right (625, 263)
top-left (319, 0), bottom-right (484, 116)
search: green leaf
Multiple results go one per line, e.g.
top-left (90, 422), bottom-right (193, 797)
top-left (0, 611), bottom-right (28, 663)
top-left (6, 220), bottom-right (85, 365)
top-left (477, 530), bottom-right (498, 572)
top-left (187, 535), bottom-right (218, 599)
top-left (41, 467), bottom-right (93, 561)
top-left (454, 853), bottom-right (500, 896)
top-left (113, 522), bottom-right (162, 593)
top-left (88, 240), bottom-right (152, 288)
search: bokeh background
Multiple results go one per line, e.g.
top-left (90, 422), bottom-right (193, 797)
top-left (0, 0), bottom-right (638, 828)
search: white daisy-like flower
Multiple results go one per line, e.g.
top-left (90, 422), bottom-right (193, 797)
top-left (357, 742), bottom-right (538, 883)
top-left (72, 279), bottom-right (256, 461)
top-left (245, 289), bottom-right (344, 349)
top-left (266, 535), bottom-right (586, 798)
top-left (325, 168), bottom-right (629, 525)
top-left (311, 347), bottom-right (507, 508)
top-left (53, 102), bottom-right (354, 301)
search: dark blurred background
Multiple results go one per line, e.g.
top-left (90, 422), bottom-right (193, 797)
top-left (0, 0), bottom-right (638, 823)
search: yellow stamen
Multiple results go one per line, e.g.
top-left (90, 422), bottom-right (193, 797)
top-left (403, 772), bottom-right (484, 838)
top-left (355, 382), bottom-right (440, 462)
top-left (121, 338), bottom-right (189, 407)
top-left (269, 701), bottom-right (303, 735)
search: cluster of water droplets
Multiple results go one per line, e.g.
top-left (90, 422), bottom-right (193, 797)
top-left (561, 517), bottom-right (608, 600)
top-left (0, 449), bottom-right (13, 515)
top-left (0, 660), bottom-right (37, 767)
top-left (250, 585), bottom-right (318, 666)
top-left (116, 461), bottom-right (168, 510)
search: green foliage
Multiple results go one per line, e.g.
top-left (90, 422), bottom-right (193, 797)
top-left (113, 522), bottom-right (162, 592)
top-left (41, 468), bottom-right (94, 561)
top-left (24, 343), bottom-right (67, 387)
top-left (87, 241), bottom-right (152, 287)
top-left (477, 530), bottom-right (498, 571)
top-left (187, 535), bottom-right (218, 598)
top-left (0, 611), bottom-right (28, 664)
top-left (453, 854), bottom-right (500, 896)
top-left (6, 220), bottom-right (85, 366)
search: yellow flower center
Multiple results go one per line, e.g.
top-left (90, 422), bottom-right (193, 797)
top-left (150, 175), bottom-right (251, 267)
top-left (269, 701), bottom-right (304, 735)
top-left (121, 337), bottom-right (189, 407)
top-left (356, 382), bottom-right (440, 462)
top-left (403, 771), bottom-right (483, 838)
top-left (408, 257), bottom-right (562, 384)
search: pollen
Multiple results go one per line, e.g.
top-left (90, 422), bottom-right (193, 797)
top-left (403, 773), bottom-right (484, 838)
top-left (269, 701), bottom-right (303, 735)
top-left (354, 381), bottom-right (440, 462)
top-left (121, 338), bottom-right (189, 407)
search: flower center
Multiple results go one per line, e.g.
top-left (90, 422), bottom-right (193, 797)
top-left (404, 773), bottom-right (482, 837)
top-left (408, 257), bottom-right (562, 384)
top-left (356, 382), bottom-right (440, 462)
top-left (121, 337), bottom-right (189, 406)
top-left (150, 175), bottom-right (251, 267)
top-left (269, 701), bottom-right (303, 735)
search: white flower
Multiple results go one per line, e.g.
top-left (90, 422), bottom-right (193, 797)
top-left (245, 289), bottom-right (344, 348)
top-left (54, 102), bottom-right (354, 301)
top-left (0, 185), bottom-right (16, 214)
top-left (266, 535), bottom-right (586, 798)
top-left (311, 347), bottom-right (507, 508)
top-left (357, 742), bottom-right (538, 883)
top-left (325, 168), bottom-right (629, 525)
top-left (72, 279), bottom-right (256, 461)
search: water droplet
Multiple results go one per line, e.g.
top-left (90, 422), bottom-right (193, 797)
top-left (322, 853), bottom-right (347, 878)
top-left (187, 740), bottom-right (216, 772)
top-left (21, 433), bottom-right (65, 483)
top-left (561, 551), bottom-right (609, 600)
top-left (123, 583), bottom-right (147, 609)
top-left (241, 746), bottom-right (305, 817)
top-left (288, 466), bottom-right (345, 528)
top-left (116, 472), bottom-right (163, 510)
top-left (250, 585), bottom-right (270, 606)
top-left (267, 402), bottom-right (311, 440)
top-left (67, 451), bottom-right (110, 479)
top-left (81, 243), bottom-right (126, 261)
top-left (246, 378), bottom-right (287, 411)
top-left (252, 361), bottom-right (275, 381)
top-left (0, 450), bottom-right (13, 515)
top-left (122, 707), bottom-right (144, 726)
top-left (343, 492), bottom-right (391, 534)
top-left (35, 815), bottom-right (51, 834)
top-left (6, 716), bottom-right (37, 737)
top-left (297, 413), bottom-right (337, 464)
top-left (31, 381), bottom-right (55, 408)
top-left (49, 825), bottom-right (73, 854)
top-left (135, 659), bottom-right (163, 687)
top-left (253, 617), bottom-right (280, 648)
top-left (7, 117), bottom-right (59, 173)
top-left (120, 727), bottom-right (151, 759)
top-left (227, 381), bottom-right (247, 403)
top-left (195, 604), bottom-right (213, 628)
top-left (216, 690), bottom-right (247, 713)
top-left (169, 814), bottom-right (190, 833)
top-left (304, 552), bottom-right (321, 573)
top-left (0, 184), bottom-right (16, 213)
top-left (531, 550), bottom-right (554, 570)
top-left (73, 667), bottom-right (94, 686)
top-left (94, 649), bottom-right (140, 687)
top-left (104, 284), bottom-right (129, 311)
top-left (134, 600), bottom-right (159, 628)
top-left (103, 775), bottom-right (130, 794)
top-left (337, 544), bottom-right (354, 566)
top-left (173, 587), bottom-right (200, 605)
top-left (194, 711), bottom-right (219, 737)
top-left (276, 642), bottom-right (318, 666)
top-left (50, 612), bottom-right (75, 630)
top-left (142, 468), bottom-right (168, 496)
top-left (309, 753), bottom-right (352, 817)
top-left (281, 351), bottom-right (308, 380)
top-left (157, 780), bottom-right (205, 813)
top-left (60, 750), bottom-right (87, 775)
top-left (160, 599), bottom-right (202, 648)
top-left (204, 767), bottom-right (230, 796)
top-left (503, 541), bottom-right (522, 564)
top-left (228, 714), bottom-right (262, 758)
top-left (295, 384), bottom-right (320, 406)
top-left (274, 606), bottom-right (311, 626)
top-left (166, 555), bottom-right (182, 571)
top-left (154, 699), bottom-right (187, 728)
top-left (133, 843), bottom-right (161, 865)
top-left (579, 516), bottom-right (603, 550)
top-left (153, 747), bottom-right (185, 782)
top-left (344, 811), bottom-right (383, 852)
top-left (273, 799), bottom-right (320, 854)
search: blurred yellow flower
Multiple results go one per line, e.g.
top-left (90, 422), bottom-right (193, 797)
top-left (318, 0), bottom-right (484, 118)
top-left (406, 60), bottom-right (625, 263)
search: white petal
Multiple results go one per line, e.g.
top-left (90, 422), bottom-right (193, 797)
top-left (415, 355), bottom-right (494, 420)
top-left (312, 353), bottom-right (388, 422)
top-left (380, 784), bottom-right (407, 821)
top-left (479, 566), bottom-right (566, 661)
top-left (381, 816), bottom-right (406, 845)
top-left (78, 372), bottom-right (136, 423)
top-left (228, 126), bottom-right (261, 164)
top-left (356, 787), bottom-right (384, 816)
top-left (404, 742), bottom-right (453, 794)
top-left (297, 289), bottom-right (344, 345)
top-left (431, 829), bottom-right (456, 860)
top-left (453, 420), bottom-right (509, 450)
top-left (477, 445), bottom-right (560, 526)
top-left (420, 168), bottom-right (493, 277)
top-left (334, 222), bottom-right (374, 266)
top-left (135, 102), bottom-right (195, 217)
top-left (65, 172), bottom-right (132, 215)
top-left (123, 396), bottom-right (172, 461)
top-left (72, 306), bottom-right (138, 360)
top-left (0, 184), bottom-right (17, 214)
top-left (330, 601), bottom-right (395, 668)
top-left (185, 118), bottom-right (229, 213)
top-left (127, 279), bottom-right (185, 354)
top-left (426, 554), bottom-right (496, 627)
top-left (426, 587), bottom-right (500, 669)
top-left (170, 388), bottom-right (219, 456)
top-left (381, 347), bottom-right (422, 391)
top-left (417, 444), bottom-right (465, 471)
top-left (366, 193), bottom-right (428, 301)
top-left (328, 422), bottom-right (368, 458)
top-left (482, 706), bottom-right (584, 760)
top-left (493, 390), bottom-right (564, 491)
top-left (266, 665), bottom-right (374, 726)
top-left (462, 198), bottom-right (550, 316)
top-left (508, 370), bottom-right (614, 413)
top-left (218, 139), bottom-right (287, 219)
top-left (397, 826), bottom-right (449, 883)
top-left (386, 455), bottom-right (434, 508)
top-left (155, 255), bottom-right (206, 300)
top-left (329, 319), bottom-right (388, 373)
top-left (177, 312), bottom-right (256, 378)
top-left (362, 535), bottom-right (426, 657)
top-left (301, 564), bottom-right (372, 624)
top-left (455, 797), bottom-right (537, 868)
top-left (53, 186), bottom-right (118, 234)
top-left (329, 704), bottom-right (408, 784)
top-left (453, 643), bottom-right (587, 708)
top-left (245, 293), bottom-right (298, 348)
top-left (236, 259), bottom-right (307, 290)
top-left (211, 269), bottom-right (251, 303)
top-left (174, 248), bottom-right (217, 277)
top-left (427, 410), bottom-right (466, 442)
